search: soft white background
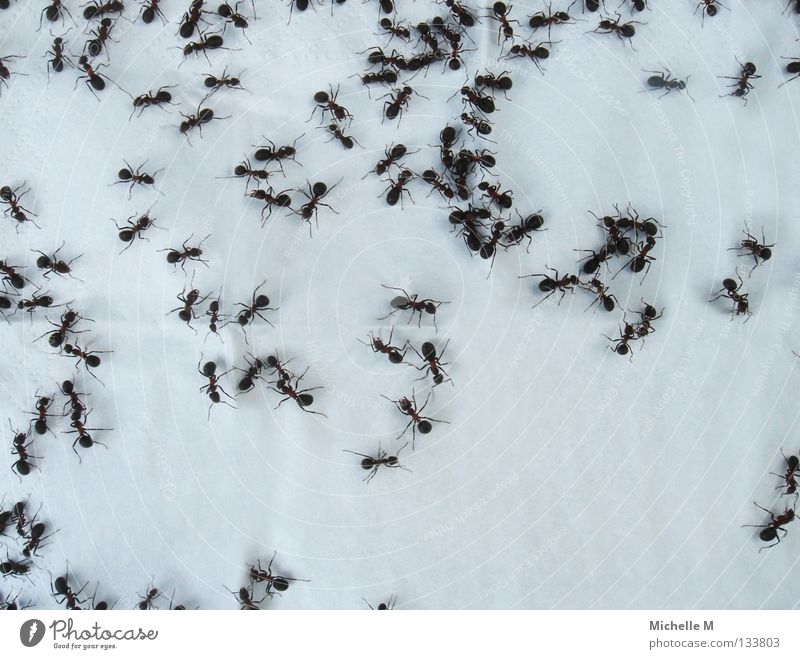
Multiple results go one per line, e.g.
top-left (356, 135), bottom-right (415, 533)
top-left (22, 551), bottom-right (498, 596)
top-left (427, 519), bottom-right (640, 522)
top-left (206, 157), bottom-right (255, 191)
top-left (1, 0), bottom-right (799, 609)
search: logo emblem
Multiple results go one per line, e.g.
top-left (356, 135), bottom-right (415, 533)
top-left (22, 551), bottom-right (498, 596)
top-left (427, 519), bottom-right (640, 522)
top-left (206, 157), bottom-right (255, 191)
top-left (20, 619), bottom-right (45, 647)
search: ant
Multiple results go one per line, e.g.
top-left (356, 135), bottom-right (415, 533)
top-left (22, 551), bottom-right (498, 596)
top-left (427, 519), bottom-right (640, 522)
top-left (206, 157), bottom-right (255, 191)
top-left (728, 226), bottom-right (773, 274)
top-left (489, 2), bottom-right (519, 48)
top-left (252, 134), bottom-right (302, 172)
top-left (229, 584), bottom-right (264, 609)
top-left (695, 0), bottom-right (725, 25)
top-left (379, 285), bottom-right (449, 331)
top-left (363, 595), bottom-right (397, 610)
top-left (198, 358), bottom-right (236, 417)
top-left (505, 43), bottom-right (550, 72)
top-left (0, 555), bottom-right (31, 578)
top-left (82, 1), bottom-right (124, 20)
top-left (710, 275), bottom-right (750, 320)
top-left (226, 157), bottom-right (271, 187)
top-left (359, 328), bottom-right (409, 364)
top-left (444, 0), bottom-right (477, 27)
top-left (503, 211), bottom-right (545, 251)
top-left (180, 0), bottom-right (210, 38)
top-left (63, 344), bottom-right (111, 382)
top-left (743, 502), bottom-right (794, 551)
top-left (139, 0), bottom-right (166, 24)
top-left (382, 169), bottom-right (414, 207)
top-left (520, 267), bottom-right (579, 308)
top-left (11, 423), bottom-right (38, 477)
top-left (436, 124), bottom-right (459, 171)
top-left (235, 354), bottom-right (266, 392)
top-left (84, 17), bottom-right (116, 58)
top-left (113, 210), bottom-right (157, 253)
top-left (581, 278), bottom-right (618, 312)
top-left (1, 183), bottom-right (38, 228)
top-left (248, 187), bottom-right (293, 225)
top-left (129, 86), bottom-right (176, 119)
top-left (51, 570), bottom-right (88, 609)
top-left (478, 219), bottom-right (507, 271)
top-left (478, 181), bottom-right (513, 210)
top-left (74, 55), bottom-right (108, 98)
top-left (443, 37), bottom-right (473, 71)
top-left (46, 33), bottom-right (69, 76)
top-left (364, 143), bottom-right (411, 179)
top-left (169, 282), bottom-right (208, 332)
top-left (203, 296), bottom-right (226, 343)
top-left (780, 56), bottom-right (800, 88)
top-left (603, 320), bottom-right (638, 358)
top-left (234, 280), bottom-right (277, 330)
top-left (529, 3), bottom-right (575, 40)
top-left (310, 85), bottom-right (353, 124)
top-left (449, 205), bottom-right (489, 252)
top-left (218, 1), bottom-right (255, 43)
top-left (0, 259), bottom-right (28, 290)
top-left (719, 60), bottom-right (760, 105)
top-left (456, 85), bottom-right (495, 115)
top-left (614, 235), bottom-right (656, 281)
top-left (265, 355), bottom-right (294, 385)
top-left (453, 148), bottom-right (496, 176)
top-left (321, 121), bottom-right (360, 150)
top-left (0, 54), bottom-right (25, 94)
top-left (34, 241), bottom-right (82, 280)
top-left (382, 85), bottom-right (426, 123)
top-left (590, 12), bottom-right (642, 47)
top-left (203, 67), bottom-right (247, 94)
top-left (22, 520), bottom-right (55, 558)
top-left (421, 169), bottom-right (455, 200)
top-left (180, 32), bottom-right (227, 65)
top-left (771, 451), bottom-right (800, 501)
top-left (475, 70), bottom-right (513, 99)
top-left (380, 17), bottom-right (411, 44)
top-left (382, 391), bottom-right (448, 448)
top-left (411, 340), bottom-right (452, 386)
top-left (137, 583), bottom-right (162, 610)
top-left (575, 245), bottom-right (613, 275)
top-left (248, 553), bottom-right (310, 594)
top-left (296, 180), bottom-right (340, 230)
top-left (355, 69), bottom-right (398, 90)
top-left (460, 112), bottom-right (493, 139)
top-left (343, 443), bottom-right (410, 482)
top-left (179, 103), bottom-right (228, 143)
top-left (0, 590), bottom-right (31, 610)
top-left (27, 393), bottom-right (56, 436)
top-left (17, 292), bottom-right (57, 316)
top-left (60, 380), bottom-right (89, 421)
top-left (114, 161), bottom-right (161, 198)
top-left (39, 0), bottom-right (75, 30)
top-left (270, 367), bottom-right (326, 416)
top-left (361, 47), bottom-right (409, 71)
top-left (160, 234), bottom-right (210, 272)
top-left (643, 69), bottom-right (692, 99)
top-left (39, 307), bottom-right (91, 349)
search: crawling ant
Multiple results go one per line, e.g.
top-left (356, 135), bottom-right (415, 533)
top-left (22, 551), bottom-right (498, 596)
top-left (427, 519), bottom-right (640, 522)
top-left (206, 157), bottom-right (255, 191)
top-left (436, 124), bottom-right (459, 170)
top-left (160, 234), bottom-right (210, 272)
top-left (17, 292), bottom-right (56, 316)
top-left (11, 424), bottom-right (38, 477)
top-left (382, 169), bottom-right (414, 207)
top-left (1, 183), bottom-right (38, 228)
top-left (39, 307), bottom-right (90, 349)
top-left (252, 134), bottom-right (302, 172)
top-left (361, 46), bottom-right (408, 71)
top-left (198, 358), bottom-right (236, 417)
top-left (411, 340), bottom-right (452, 386)
top-left (379, 285), bottom-right (449, 331)
top-left (129, 86), bottom-right (176, 119)
top-left (0, 54), bottom-right (25, 94)
top-left (84, 17), bottom-right (116, 58)
top-left (581, 278), bottom-right (618, 312)
top-left (780, 56), bottom-right (800, 88)
top-left (51, 571), bottom-right (87, 609)
top-left (265, 355), bottom-right (294, 385)
top-left (489, 2), bottom-right (519, 48)
top-left (169, 283), bottom-right (208, 332)
top-left (444, 0), bottom-right (477, 27)
top-left (710, 275), bottom-right (751, 320)
top-left (614, 235), bottom-right (656, 280)
top-left (771, 451), bottom-right (800, 501)
top-left (22, 520), bottom-right (55, 558)
top-left (179, 103), bottom-right (228, 143)
top-left (478, 180), bottom-right (512, 210)
top-left (46, 33), bottom-right (69, 75)
top-left (744, 502), bottom-right (794, 551)
top-left (719, 60), bottom-right (760, 105)
top-left (270, 367), bottom-right (326, 416)
top-left (382, 391), bottom-right (448, 448)
top-left (416, 22), bottom-right (441, 53)
top-left (137, 583), bottom-right (162, 610)
top-left (234, 280), bottom-right (277, 330)
top-left (60, 380), bottom-right (89, 421)
top-left (203, 296), bottom-right (226, 343)
top-left (39, 0), bottom-right (75, 30)
top-left (203, 67), bottom-right (247, 95)
top-left (248, 552), bottom-right (310, 594)
top-left (475, 70), bottom-right (513, 99)
top-left (363, 595), bottom-right (397, 610)
top-left (603, 320), bottom-right (638, 358)
top-left (310, 85), bottom-right (352, 124)
top-left (235, 354), bottom-right (266, 392)
top-left (457, 85), bottom-right (495, 115)
top-left (590, 13), bottom-right (642, 47)
top-left (321, 122), bottom-right (360, 150)
top-left (218, 1), bottom-right (255, 43)
top-left (180, 0), bottom-right (210, 38)
top-left (0, 259), bottom-right (28, 290)
top-left (575, 245), bottom-right (613, 275)
top-left (296, 180), bottom-right (340, 230)
top-left (355, 69), bottom-right (398, 90)
top-left (695, 0), bottom-right (725, 24)
top-left (364, 143), bottom-right (411, 179)
top-left (229, 584), bottom-right (264, 609)
top-left (63, 344), bottom-right (111, 382)
top-left (139, 0), bottom-right (166, 23)
top-left (0, 590), bottom-right (30, 610)
top-left (34, 241), bottom-right (82, 280)
top-left (453, 148), bottom-right (496, 176)
top-left (421, 169), bottom-right (455, 200)
top-left (443, 38), bottom-right (473, 72)
top-left (503, 211), bottom-right (545, 251)
top-left (460, 112), bottom-right (493, 138)
top-left (520, 267), bottom-right (579, 308)
top-left (449, 205), bottom-right (489, 252)
top-left (113, 210), bottom-right (157, 253)
top-left (379, 17), bottom-right (411, 43)
top-left (505, 43), bottom-right (550, 72)
top-left (728, 226), bottom-right (773, 274)
top-left (358, 328), bottom-right (408, 364)
top-left (643, 69), bottom-right (692, 99)
top-left (27, 393), bottom-right (56, 436)
top-left (529, 3), bottom-right (575, 39)
top-left (75, 55), bottom-right (108, 98)
top-left (82, 1), bottom-right (124, 20)
top-left (180, 32), bottom-right (226, 64)
top-left (0, 293), bottom-right (15, 321)
top-left (227, 157), bottom-right (271, 187)
top-left (343, 443), bottom-right (410, 482)
top-left (248, 187), bottom-right (293, 225)
top-left (0, 555), bottom-right (31, 578)
top-left (11, 500), bottom-right (31, 537)
top-left (114, 161), bottom-right (161, 198)
top-left (382, 85), bottom-right (426, 123)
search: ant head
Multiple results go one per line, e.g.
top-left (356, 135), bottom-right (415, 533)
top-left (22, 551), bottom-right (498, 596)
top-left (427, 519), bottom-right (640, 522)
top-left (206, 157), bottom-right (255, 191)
top-left (424, 302), bottom-right (438, 314)
top-left (230, 77), bottom-right (240, 86)
top-left (209, 300), bottom-right (219, 312)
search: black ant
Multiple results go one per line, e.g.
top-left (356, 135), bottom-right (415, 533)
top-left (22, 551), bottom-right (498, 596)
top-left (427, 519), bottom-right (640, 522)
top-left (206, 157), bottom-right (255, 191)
top-left (728, 226), bottom-right (773, 274)
top-left (0, 555), bottom-right (31, 578)
top-left (218, 1), bottom-right (255, 43)
top-left (22, 520), bottom-right (55, 558)
top-left (444, 0), bottom-right (477, 27)
top-left (771, 451), bottom-right (800, 501)
top-left (361, 46), bottom-right (409, 71)
top-left (137, 583), bottom-right (162, 610)
top-left (719, 60), bottom-right (760, 105)
top-left (114, 161), bottom-right (161, 198)
top-left (529, 3), bottom-right (575, 39)
top-left (248, 552), bottom-right (310, 594)
top-left (590, 12), bottom-right (642, 47)
top-left (17, 292), bottom-right (57, 316)
top-left (475, 70), bottom-right (513, 99)
top-left (379, 285), bottom-right (449, 331)
top-left (265, 355), bottom-right (294, 385)
top-left (248, 187), bottom-right (293, 225)
top-left (310, 84), bottom-right (352, 124)
top-left (643, 69), bottom-right (692, 99)
top-left (489, 2), bottom-right (519, 48)
top-left (443, 38), bottom-right (474, 71)
top-left (160, 234), bottom-right (210, 272)
top-left (456, 85), bottom-right (495, 115)
top-left (139, 0), bottom-right (166, 23)
top-left (129, 86), bottom-right (176, 119)
top-left (203, 66), bottom-right (247, 94)
top-left (478, 181), bottom-right (513, 210)
top-left (46, 33), bottom-right (69, 75)
top-left (28, 393), bottom-right (56, 435)
top-left (198, 358), bottom-right (236, 417)
top-left (321, 122), bottom-right (360, 150)
top-left (364, 143), bottom-right (411, 179)
top-left (226, 157), bottom-right (271, 187)
top-left (453, 148), bottom-right (496, 176)
top-left (436, 125), bottom-right (459, 170)
top-left (235, 354), bottom-right (266, 392)
top-left (39, 0), bottom-right (75, 30)
top-left (234, 280), bottom-right (277, 330)
top-left (296, 180), bottom-right (340, 230)
top-left (203, 296), bottom-right (226, 343)
top-left (358, 328), bottom-right (409, 364)
top-left (421, 169), bottom-right (455, 200)
top-left (63, 344), bottom-right (111, 382)
top-left (411, 340), bottom-right (452, 386)
top-left (84, 17), bottom-right (116, 58)
top-left (460, 112), bottom-right (493, 139)
top-left (82, 1), bottom-right (124, 20)
top-left (363, 595), bottom-right (397, 610)
top-left (229, 584), bottom-right (264, 610)
top-left (51, 571), bottom-right (87, 609)
top-left (180, 32), bottom-right (226, 65)
top-left (695, 0), bottom-right (725, 25)
top-left (39, 307), bottom-right (91, 349)
top-left (449, 205), bottom-right (489, 252)
top-left (505, 43), bottom-right (550, 72)
top-left (710, 275), bottom-right (751, 320)
top-left (270, 367), bottom-right (326, 416)
top-left (252, 134), bottom-right (302, 172)
top-left (34, 241), bottom-right (82, 280)
top-left (0, 54), bottom-right (25, 94)
top-left (382, 85), bottom-right (426, 123)
top-left (113, 210), bottom-right (157, 253)
top-left (503, 211), bottom-right (545, 251)
top-left (382, 391), bottom-right (449, 449)
top-left (603, 320), bottom-right (638, 358)
top-left (614, 235), bottom-right (656, 281)
top-left (343, 443), bottom-right (410, 482)
top-left (74, 55), bottom-right (108, 98)
top-left (11, 423), bottom-right (38, 477)
top-left (1, 183), bottom-right (38, 228)
top-left (575, 245), bottom-right (613, 275)
top-left (379, 17), bottom-right (411, 43)
top-left (743, 502), bottom-right (794, 551)
top-left (179, 103), bottom-right (228, 143)
top-left (169, 284), bottom-right (208, 332)
top-left (382, 169), bottom-right (414, 207)
top-left (180, 0), bottom-right (210, 38)
top-left (581, 277), bottom-right (618, 312)
top-left (0, 259), bottom-right (28, 291)
top-left (60, 380), bottom-right (89, 421)
top-left (354, 69), bottom-right (398, 90)
top-left (520, 267), bottom-right (579, 308)
top-left (779, 56), bottom-right (800, 88)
